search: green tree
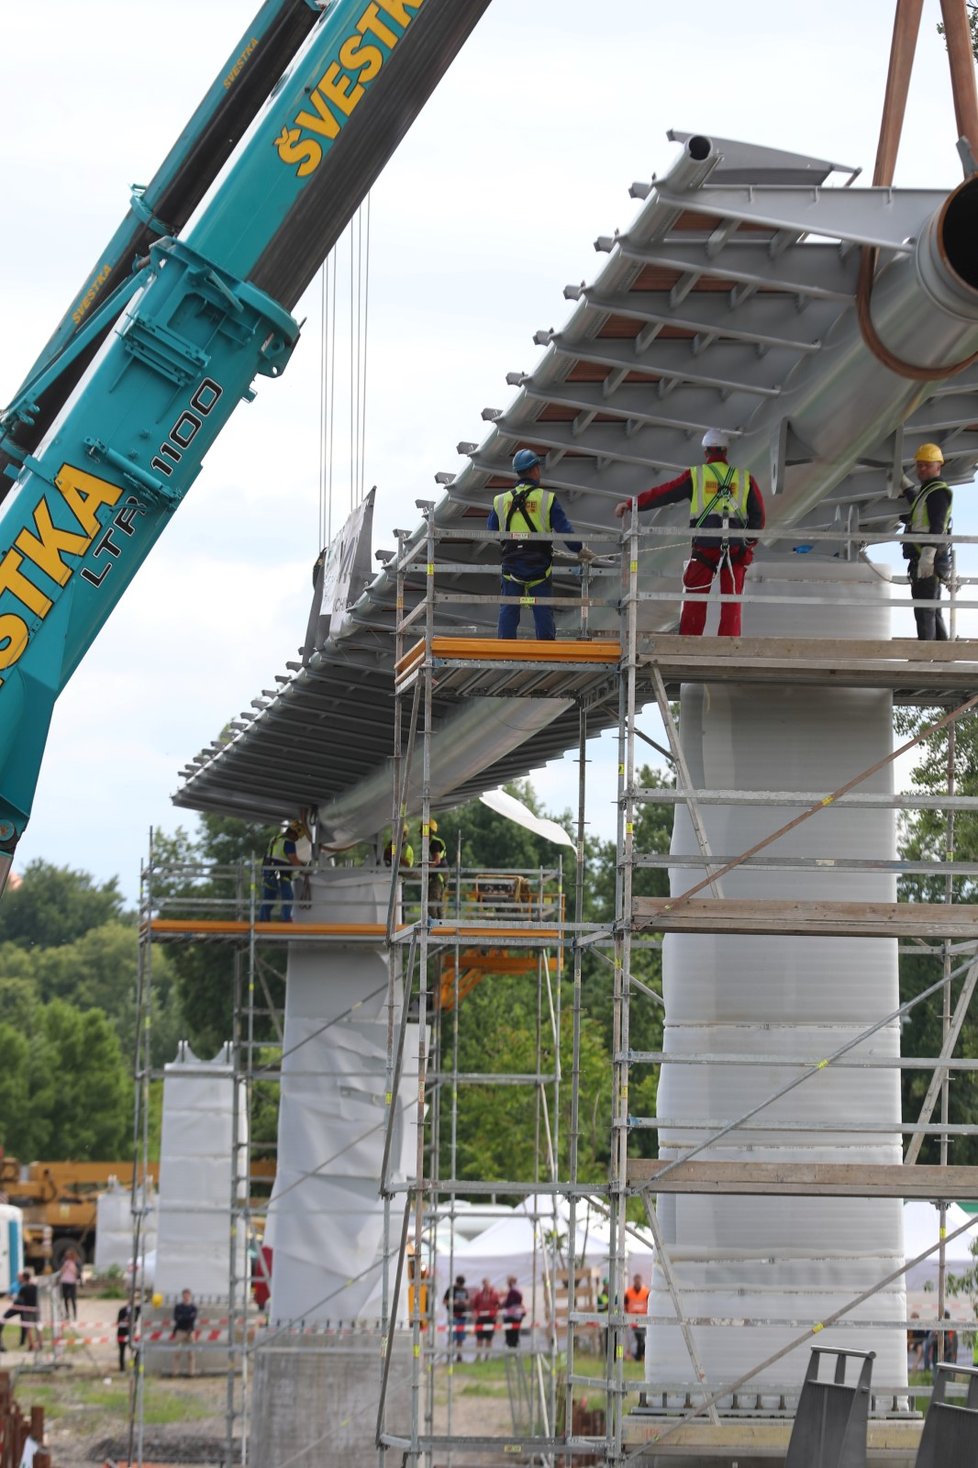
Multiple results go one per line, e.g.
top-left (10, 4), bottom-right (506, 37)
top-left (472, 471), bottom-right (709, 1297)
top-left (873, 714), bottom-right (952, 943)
top-left (442, 973), bottom-right (612, 1187)
top-left (0, 1000), bottom-right (132, 1159)
top-left (431, 779), bottom-right (574, 874)
top-left (0, 920), bottom-right (183, 1069)
top-left (583, 765), bottom-right (674, 1158)
top-left (894, 708), bottom-right (978, 1163)
top-left (0, 1023), bottom-right (31, 1151)
top-left (0, 860), bottom-right (125, 947)
top-left (150, 816), bottom-right (283, 1055)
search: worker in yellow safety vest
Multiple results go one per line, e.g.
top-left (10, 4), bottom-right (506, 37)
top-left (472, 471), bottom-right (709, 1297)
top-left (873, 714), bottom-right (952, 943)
top-left (614, 429), bottom-right (765, 636)
top-left (487, 449), bottom-right (593, 639)
top-left (259, 820), bottom-right (305, 922)
top-left (900, 443), bottom-right (953, 641)
top-left (383, 825), bottom-right (415, 869)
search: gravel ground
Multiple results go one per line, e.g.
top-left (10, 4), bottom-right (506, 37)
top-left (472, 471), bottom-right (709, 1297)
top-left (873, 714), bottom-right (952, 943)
top-left (4, 1295), bottom-right (595, 1465)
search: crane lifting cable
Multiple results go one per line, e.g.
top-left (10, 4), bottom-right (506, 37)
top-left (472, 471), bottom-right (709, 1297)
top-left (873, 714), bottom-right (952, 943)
top-left (859, 0), bottom-right (978, 380)
top-left (319, 194), bottom-right (372, 548)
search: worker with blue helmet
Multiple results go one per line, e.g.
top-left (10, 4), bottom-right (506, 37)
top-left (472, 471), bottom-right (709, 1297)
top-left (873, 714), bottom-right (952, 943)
top-left (487, 449), bottom-right (591, 639)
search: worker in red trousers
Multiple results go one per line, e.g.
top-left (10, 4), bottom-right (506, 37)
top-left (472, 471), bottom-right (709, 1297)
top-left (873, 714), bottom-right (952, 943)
top-left (615, 429), bottom-right (765, 636)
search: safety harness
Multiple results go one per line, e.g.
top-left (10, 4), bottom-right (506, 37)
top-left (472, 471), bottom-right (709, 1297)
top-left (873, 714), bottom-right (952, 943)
top-left (495, 483), bottom-right (555, 590)
top-left (689, 463), bottom-right (750, 570)
top-left (907, 479), bottom-right (953, 581)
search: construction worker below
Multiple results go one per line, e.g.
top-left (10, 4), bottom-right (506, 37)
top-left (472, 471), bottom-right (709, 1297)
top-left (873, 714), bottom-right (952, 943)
top-left (900, 442), bottom-right (953, 641)
top-left (614, 428), bottom-right (765, 636)
top-left (259, 820), bottom-right (304, 922)
top-left (384, 825), bottom-right (415, 868)
top-left (420, 818), bottom-right (447, 918)
top-left (488, 448), bottom-right (594, 639)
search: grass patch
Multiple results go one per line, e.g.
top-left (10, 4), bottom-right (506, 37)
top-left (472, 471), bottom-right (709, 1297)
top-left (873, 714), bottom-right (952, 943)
top-left (11, 1375), bottom-right (216, 1435)
top-left (13, 1384), bottom-right (65, 1420)
top-left (141, 1385), bottom-right (213, 1426)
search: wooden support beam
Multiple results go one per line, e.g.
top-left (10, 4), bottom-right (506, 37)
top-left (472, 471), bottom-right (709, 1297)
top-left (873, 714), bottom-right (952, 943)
top-left (629, 1159), bottom-right (978, 1199)
top-left (632, 897), bottom-right (978, 939)
top-left (638, 635), bottom-right (978, 694)
top-left (645, 634), bottom-right (978, 661)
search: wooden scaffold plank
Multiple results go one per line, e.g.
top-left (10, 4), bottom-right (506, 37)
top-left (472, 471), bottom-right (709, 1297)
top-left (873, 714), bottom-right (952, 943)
top-left (629, 1159), bottom-right (978, 1199)
top-left (632, 896), bottom-right (978, 939)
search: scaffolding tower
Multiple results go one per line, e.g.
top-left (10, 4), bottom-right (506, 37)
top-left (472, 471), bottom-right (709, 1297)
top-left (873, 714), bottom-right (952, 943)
top-left (129, 510), bottom-right (978, 1466)
top-left (375, 507), bottom-right (978, 1466)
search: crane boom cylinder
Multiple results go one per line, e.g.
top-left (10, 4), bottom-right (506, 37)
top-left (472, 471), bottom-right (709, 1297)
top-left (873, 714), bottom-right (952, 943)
top-left (0, 1), bottom-right (323, 508)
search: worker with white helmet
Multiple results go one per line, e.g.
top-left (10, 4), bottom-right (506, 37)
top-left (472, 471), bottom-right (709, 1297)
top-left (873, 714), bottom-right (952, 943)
top-left (900, 444), bottom-right (952, 640)
top-left (614, 430), bottom-right (765, 636)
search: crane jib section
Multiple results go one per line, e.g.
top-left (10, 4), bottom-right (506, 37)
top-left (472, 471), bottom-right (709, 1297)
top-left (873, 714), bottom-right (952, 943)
top-left (0, 0), bottom-right (488, 858)
top-left (273, 2), bottom-right (424, 179)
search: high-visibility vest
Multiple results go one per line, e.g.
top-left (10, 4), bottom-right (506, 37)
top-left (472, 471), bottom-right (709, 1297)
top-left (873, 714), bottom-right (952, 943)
top-left (384, 839), bottom-right (415, 868)
top-left (267, 830), bottom-right (295, 864)
top-left (494, 483), bottom-right (556, 587)
top-left (688, 462), bottom-right (751, 527)
top-left (908, 479), bottom-right (951, 551)
top-left (494, 483), bottom-right (555, 536)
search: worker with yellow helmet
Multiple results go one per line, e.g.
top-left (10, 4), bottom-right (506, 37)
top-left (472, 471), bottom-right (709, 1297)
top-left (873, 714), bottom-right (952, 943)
top-left (900, 444), bottom-right (952, 640)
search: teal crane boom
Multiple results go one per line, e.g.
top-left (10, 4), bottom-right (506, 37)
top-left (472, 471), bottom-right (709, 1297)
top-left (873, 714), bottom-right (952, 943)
top-left (0, 0), bottom-right (323, 510)
top-left (0, 0), bottom-right (490, 893)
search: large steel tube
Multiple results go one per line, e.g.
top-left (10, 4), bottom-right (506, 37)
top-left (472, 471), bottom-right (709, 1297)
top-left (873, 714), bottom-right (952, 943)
top-left (745, 173), bottom-right (978, 522)
top-left (646, 559), bottom-right (907, 1401)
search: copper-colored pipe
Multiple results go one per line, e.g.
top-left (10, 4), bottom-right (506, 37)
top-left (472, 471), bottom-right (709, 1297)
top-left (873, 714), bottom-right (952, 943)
top-left (874, 0), bottom-right (925, 186)
top-left (940, 0), bottom-right (978, 165)
top-left (860, 1), bottom-right (978, 379)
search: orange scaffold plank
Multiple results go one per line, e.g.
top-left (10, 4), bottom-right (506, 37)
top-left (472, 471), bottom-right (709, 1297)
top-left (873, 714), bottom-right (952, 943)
top-left (145, 919), bottom-right (394, 937)
top-left (395, 636), bottom-right (620, 676)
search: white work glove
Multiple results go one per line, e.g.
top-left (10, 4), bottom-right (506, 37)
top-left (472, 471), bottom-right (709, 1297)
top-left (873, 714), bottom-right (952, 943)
top-left (578, 546), bottom-right (597, 564)
top-left (916, 547), bottom-right (936, 578)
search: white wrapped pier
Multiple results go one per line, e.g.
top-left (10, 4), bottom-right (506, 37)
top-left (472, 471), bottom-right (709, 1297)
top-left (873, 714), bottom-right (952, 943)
top-left (266, 868), bottom-right (418, 1325)
top-left (250, 870), bottom-right (418, 1467)
top-left (647, 560), bottom-right (908, 1401)
top-left (154, 1041), bottom-right (245, 1301)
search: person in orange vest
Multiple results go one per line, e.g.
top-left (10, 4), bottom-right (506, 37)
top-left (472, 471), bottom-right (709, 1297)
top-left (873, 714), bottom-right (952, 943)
top-left (614, 429), bottom-right (765, 637)
top-left (623, 1272), bottom-right (651, 1362)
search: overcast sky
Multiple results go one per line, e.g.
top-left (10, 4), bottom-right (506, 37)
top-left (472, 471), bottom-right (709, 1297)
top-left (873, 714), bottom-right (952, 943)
top-left (1, 0), bottom-right (971, 901)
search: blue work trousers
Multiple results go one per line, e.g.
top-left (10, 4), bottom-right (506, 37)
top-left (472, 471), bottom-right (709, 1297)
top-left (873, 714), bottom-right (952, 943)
top-left (498, 574), bottom-right (554, 639)
top-left (259, 863), bottom-right (293, 922)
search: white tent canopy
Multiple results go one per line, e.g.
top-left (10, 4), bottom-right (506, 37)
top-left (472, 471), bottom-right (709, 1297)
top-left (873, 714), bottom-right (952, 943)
top-left (903, 1201), bottom-right (978, 1290)
top-left (432, 1197), bottom-right (654, 1322)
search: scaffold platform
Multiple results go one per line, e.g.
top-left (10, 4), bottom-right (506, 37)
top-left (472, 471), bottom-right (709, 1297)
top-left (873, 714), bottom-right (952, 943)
top-left (632, 896), bottom-right (978, 939)
top-left (628, 1160), bottom-right (978, 1200)
top-left (395, 634), bottom-right (621, 697)
top-left (641, 634), bottom-right (978, 703)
